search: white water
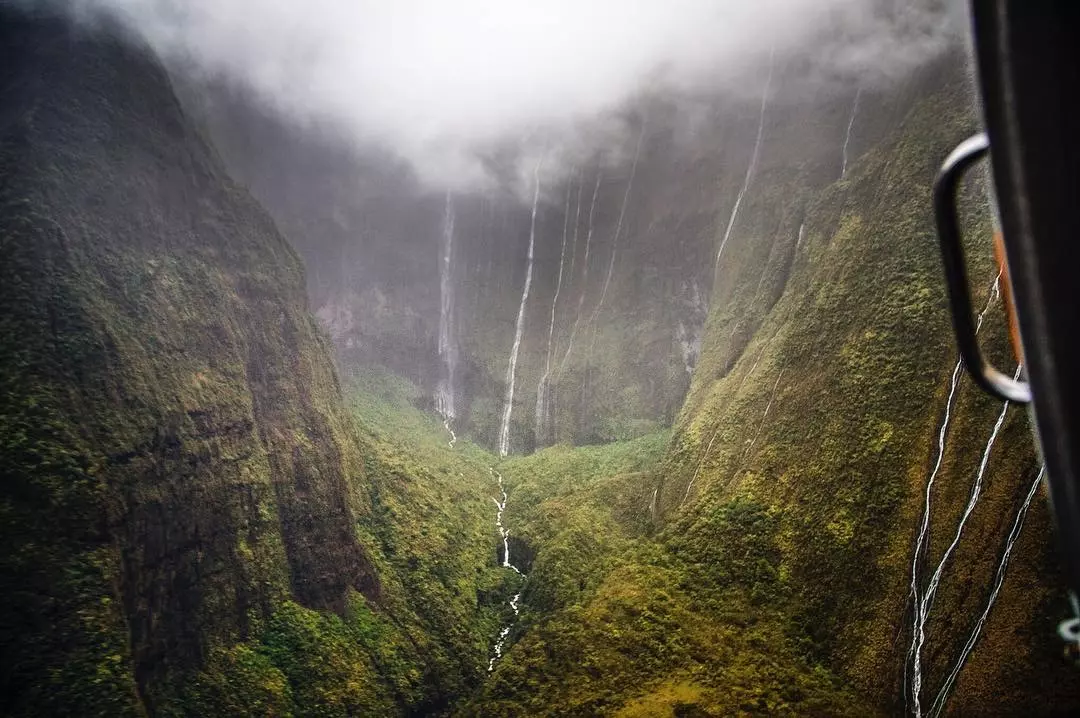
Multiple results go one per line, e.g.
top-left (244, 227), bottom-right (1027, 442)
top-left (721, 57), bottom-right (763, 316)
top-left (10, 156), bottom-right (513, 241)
top-left (566, 172), bottom-right (584, 288)
top-left (796, 222), bottom-right (806, 250)
top-left (488, 468), bottom-right (524, 671)
top-left (682, 344), bottom-right (768, 505)
top-left (435, 192), bottom-right (458, 426)
top-left (498, 159), bottom-right (543, 457)
top-left (586, 123), bottom-right (645, 342)
top-left (911, 365), bottom-right (1019, 716)
top-left (840, 87), bottom-right (862, 179)
top-left (556, 169), bottom-right (602, 377)
top-left (535, 176), bottom-right (574, 445)
top-left (714, 48), bottom-right (774, 272)
top-left (742, 367), bottom-right (785, 462)
top-left (927, 466), bottom-right (1044, 718)
top-left (907, 274), bottom-right (1001, 716)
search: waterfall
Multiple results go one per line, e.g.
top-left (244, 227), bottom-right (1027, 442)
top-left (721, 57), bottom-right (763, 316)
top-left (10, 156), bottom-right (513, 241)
top-left (683, 343), bottom-right (768, 505)
top-left (741, 367), bottom-right (786, 462)
top-left (796, 222), bottom-right (806, 250)
top-left (911, 364), bottom-right (1020, 718)
top-left (498, 159), bottom-right (543, 457)
top-left (714, 47), bottom-right (774, 272)
top-left (840, 87), bottom-right (862, 179)
top-left (586, 123), bottom-right (646, 342)
top-left (488, 468), bottom-right (524, 671)
top-left (566, 172), bottom-right (584, 289)
top-left (435, 192), bottom-right (458, 433)
top-left (556, 169), bottom-right (602, 377)
top-left (907, 274), bottom-right (1001, 716)
top-left (927, 466), bottom-right (1044, 718)
top-left (535, 176), bottom-right (574, 446)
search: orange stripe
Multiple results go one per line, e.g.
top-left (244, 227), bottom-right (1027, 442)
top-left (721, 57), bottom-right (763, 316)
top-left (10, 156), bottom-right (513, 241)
top-left (994, 231), bottom-right (1024, 362)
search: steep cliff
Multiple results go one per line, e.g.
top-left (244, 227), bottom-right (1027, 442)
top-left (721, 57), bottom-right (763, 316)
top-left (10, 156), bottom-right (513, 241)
top-left (460, 53), bottom-right (1080, 717)
top-left (4, 5), bottom-right (1078, 717)
top-left (0, 10), bottom-right (381, 713)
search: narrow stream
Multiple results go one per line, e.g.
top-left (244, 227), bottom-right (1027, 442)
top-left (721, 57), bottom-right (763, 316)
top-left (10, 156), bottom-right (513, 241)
top-left (488, 467), bottom-right (524, 671)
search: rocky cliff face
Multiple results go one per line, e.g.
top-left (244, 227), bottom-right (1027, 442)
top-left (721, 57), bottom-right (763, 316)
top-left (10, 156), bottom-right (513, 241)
top-left (0, 10), bottom-right (379, 713)
top-left (463, 51), bottom-right (1080, 716)
top-left (4, 5), bottom-right (1078, 717)
top-left (188, 39), bottom-right (1080, 714)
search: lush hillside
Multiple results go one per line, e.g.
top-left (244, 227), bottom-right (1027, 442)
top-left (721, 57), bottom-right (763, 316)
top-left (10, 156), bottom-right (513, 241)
top-left (3, 6), bottom-right (1079, 718)
top-left (0, 12), bottom-right (503, 717)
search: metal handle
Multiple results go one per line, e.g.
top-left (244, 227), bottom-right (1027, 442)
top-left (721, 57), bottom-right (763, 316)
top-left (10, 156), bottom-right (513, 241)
top-left (933, 133), bottom-right (1032, 404)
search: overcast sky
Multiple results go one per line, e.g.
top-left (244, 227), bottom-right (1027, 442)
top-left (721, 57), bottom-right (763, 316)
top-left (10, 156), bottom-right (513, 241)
top-left (59, 0), bottom-right (962, 189)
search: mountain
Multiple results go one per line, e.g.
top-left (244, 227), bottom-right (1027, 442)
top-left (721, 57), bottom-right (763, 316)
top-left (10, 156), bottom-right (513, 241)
top-left (2, 4), bottom-right (1079, 717)
top-left (0, 9), bottom-right (501, 716)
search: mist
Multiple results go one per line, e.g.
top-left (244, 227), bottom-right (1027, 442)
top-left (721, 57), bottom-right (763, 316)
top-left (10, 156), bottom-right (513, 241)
top-left (57, 0), bottom-right (962, 189)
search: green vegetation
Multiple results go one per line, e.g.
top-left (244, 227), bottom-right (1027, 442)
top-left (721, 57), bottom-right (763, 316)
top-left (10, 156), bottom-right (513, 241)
top-left (5, 15), bottom-right (1079, 718)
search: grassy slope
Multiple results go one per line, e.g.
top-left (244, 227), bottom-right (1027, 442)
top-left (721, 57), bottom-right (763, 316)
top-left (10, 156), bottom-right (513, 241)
top-left (458, 433), bottom-right (863, 717)
top-left (659, 71), bottom-right (1080, 715)
top-left (457, 63), bottom-right (1080, 717)
top-left (0, 16), bottom-right (508, 717)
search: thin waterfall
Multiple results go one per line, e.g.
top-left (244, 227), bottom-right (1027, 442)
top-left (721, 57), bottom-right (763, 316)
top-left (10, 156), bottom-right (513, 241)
top-left (714, 47), bottom-right (775, 272)
top-left (796, 222), bottom-right (806, 250)
top-left (907, 273), bottom-right (1001, 715)
top-left (741, 367), bottom-right (786, 462)
top-left (682, 342), bottom-right (769, 505)
top-left (556, 168), bottom-right (602, 377)
top-left (927, 466), bottom-right (1045, 718)
top-left (586, 123), bottom-right (646, 341)
top-left (488, 468), bottom-right (524, 671)
top-left (535, 176), bottom-right (573, 446)
top-left (566, 171), bottom-right (584, 288)
top-left (840, 87), bottom-right (862, 179)
top-left (498, 159), bottom-right (543, 457)
top-left (911, 363), bottom-right (1020, 718)
top-left (435, 192), bottom-right (458, 429)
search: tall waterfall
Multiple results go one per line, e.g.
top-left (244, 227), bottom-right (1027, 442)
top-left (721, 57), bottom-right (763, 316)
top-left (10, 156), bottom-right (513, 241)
top-left (557, 169), bottom-right (602, 377)
top-left (435, 193), bottom-right (458, 447)
top-left (840, 87), bottom-right (862, 179)
top-left (910, 364), bottom-right (1020, 718)
top-left (498, 160), bottom-right (543, 457)
top-left (928, 466), bottom-right (1045, 717)
top-left (714, 47), bottom-right (775, 272)
top-left (488, 468), bottom-right (524, 671)
top-left (907, 274), bottom-right (1001, 716)
top-left (587, 123), bottom-right (645, 339)
top-left (535, 175), bottom-right (574, 446)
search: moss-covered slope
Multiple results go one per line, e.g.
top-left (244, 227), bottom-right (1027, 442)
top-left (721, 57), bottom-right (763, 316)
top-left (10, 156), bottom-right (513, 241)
top-left (0, 12), bottom-right (379, 714)
top-left (660, 59), bottom-right (1080, 715)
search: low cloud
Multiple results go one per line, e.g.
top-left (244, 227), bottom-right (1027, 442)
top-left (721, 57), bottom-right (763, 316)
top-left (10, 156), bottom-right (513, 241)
top-left (53, 0), bottom-right (962, 188)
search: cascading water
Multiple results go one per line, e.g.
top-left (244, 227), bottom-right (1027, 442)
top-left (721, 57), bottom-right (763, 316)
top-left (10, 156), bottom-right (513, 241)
top-left (556, 169), bottom-right (602, 377)
top-left (566, 172), bottom-right (584, 288)
top-left (796, 222), bottom-right (806, 250)
top-left (682, 343), bottom-right (771, 505)
top-left (488, 467), bottom-right (524, 671)
top-left (907, 274), bottom-right (1001, 716)
top-left (586, 123), bottom-right (645, 342)
top-left (840, 87), bottom-right (862, 179)
top-left (535, 175), bottom-right (573, 446)
top-left (436, 191), bottom-right (458, 448)
top-left (910, 363), bottom-right (1020, 718)
top-left (498, 159), bottom-right (543, 457)
top-left (741, 367), bottom-right (786, 462)
top-left (927, 466), bottom-right (1045, 717)
top-left (714, 47), bottom-right (774, 272)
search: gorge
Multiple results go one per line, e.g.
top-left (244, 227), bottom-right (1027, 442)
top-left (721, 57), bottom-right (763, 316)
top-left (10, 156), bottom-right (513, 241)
top-left (2, 2), bottom-right (1079, 717)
